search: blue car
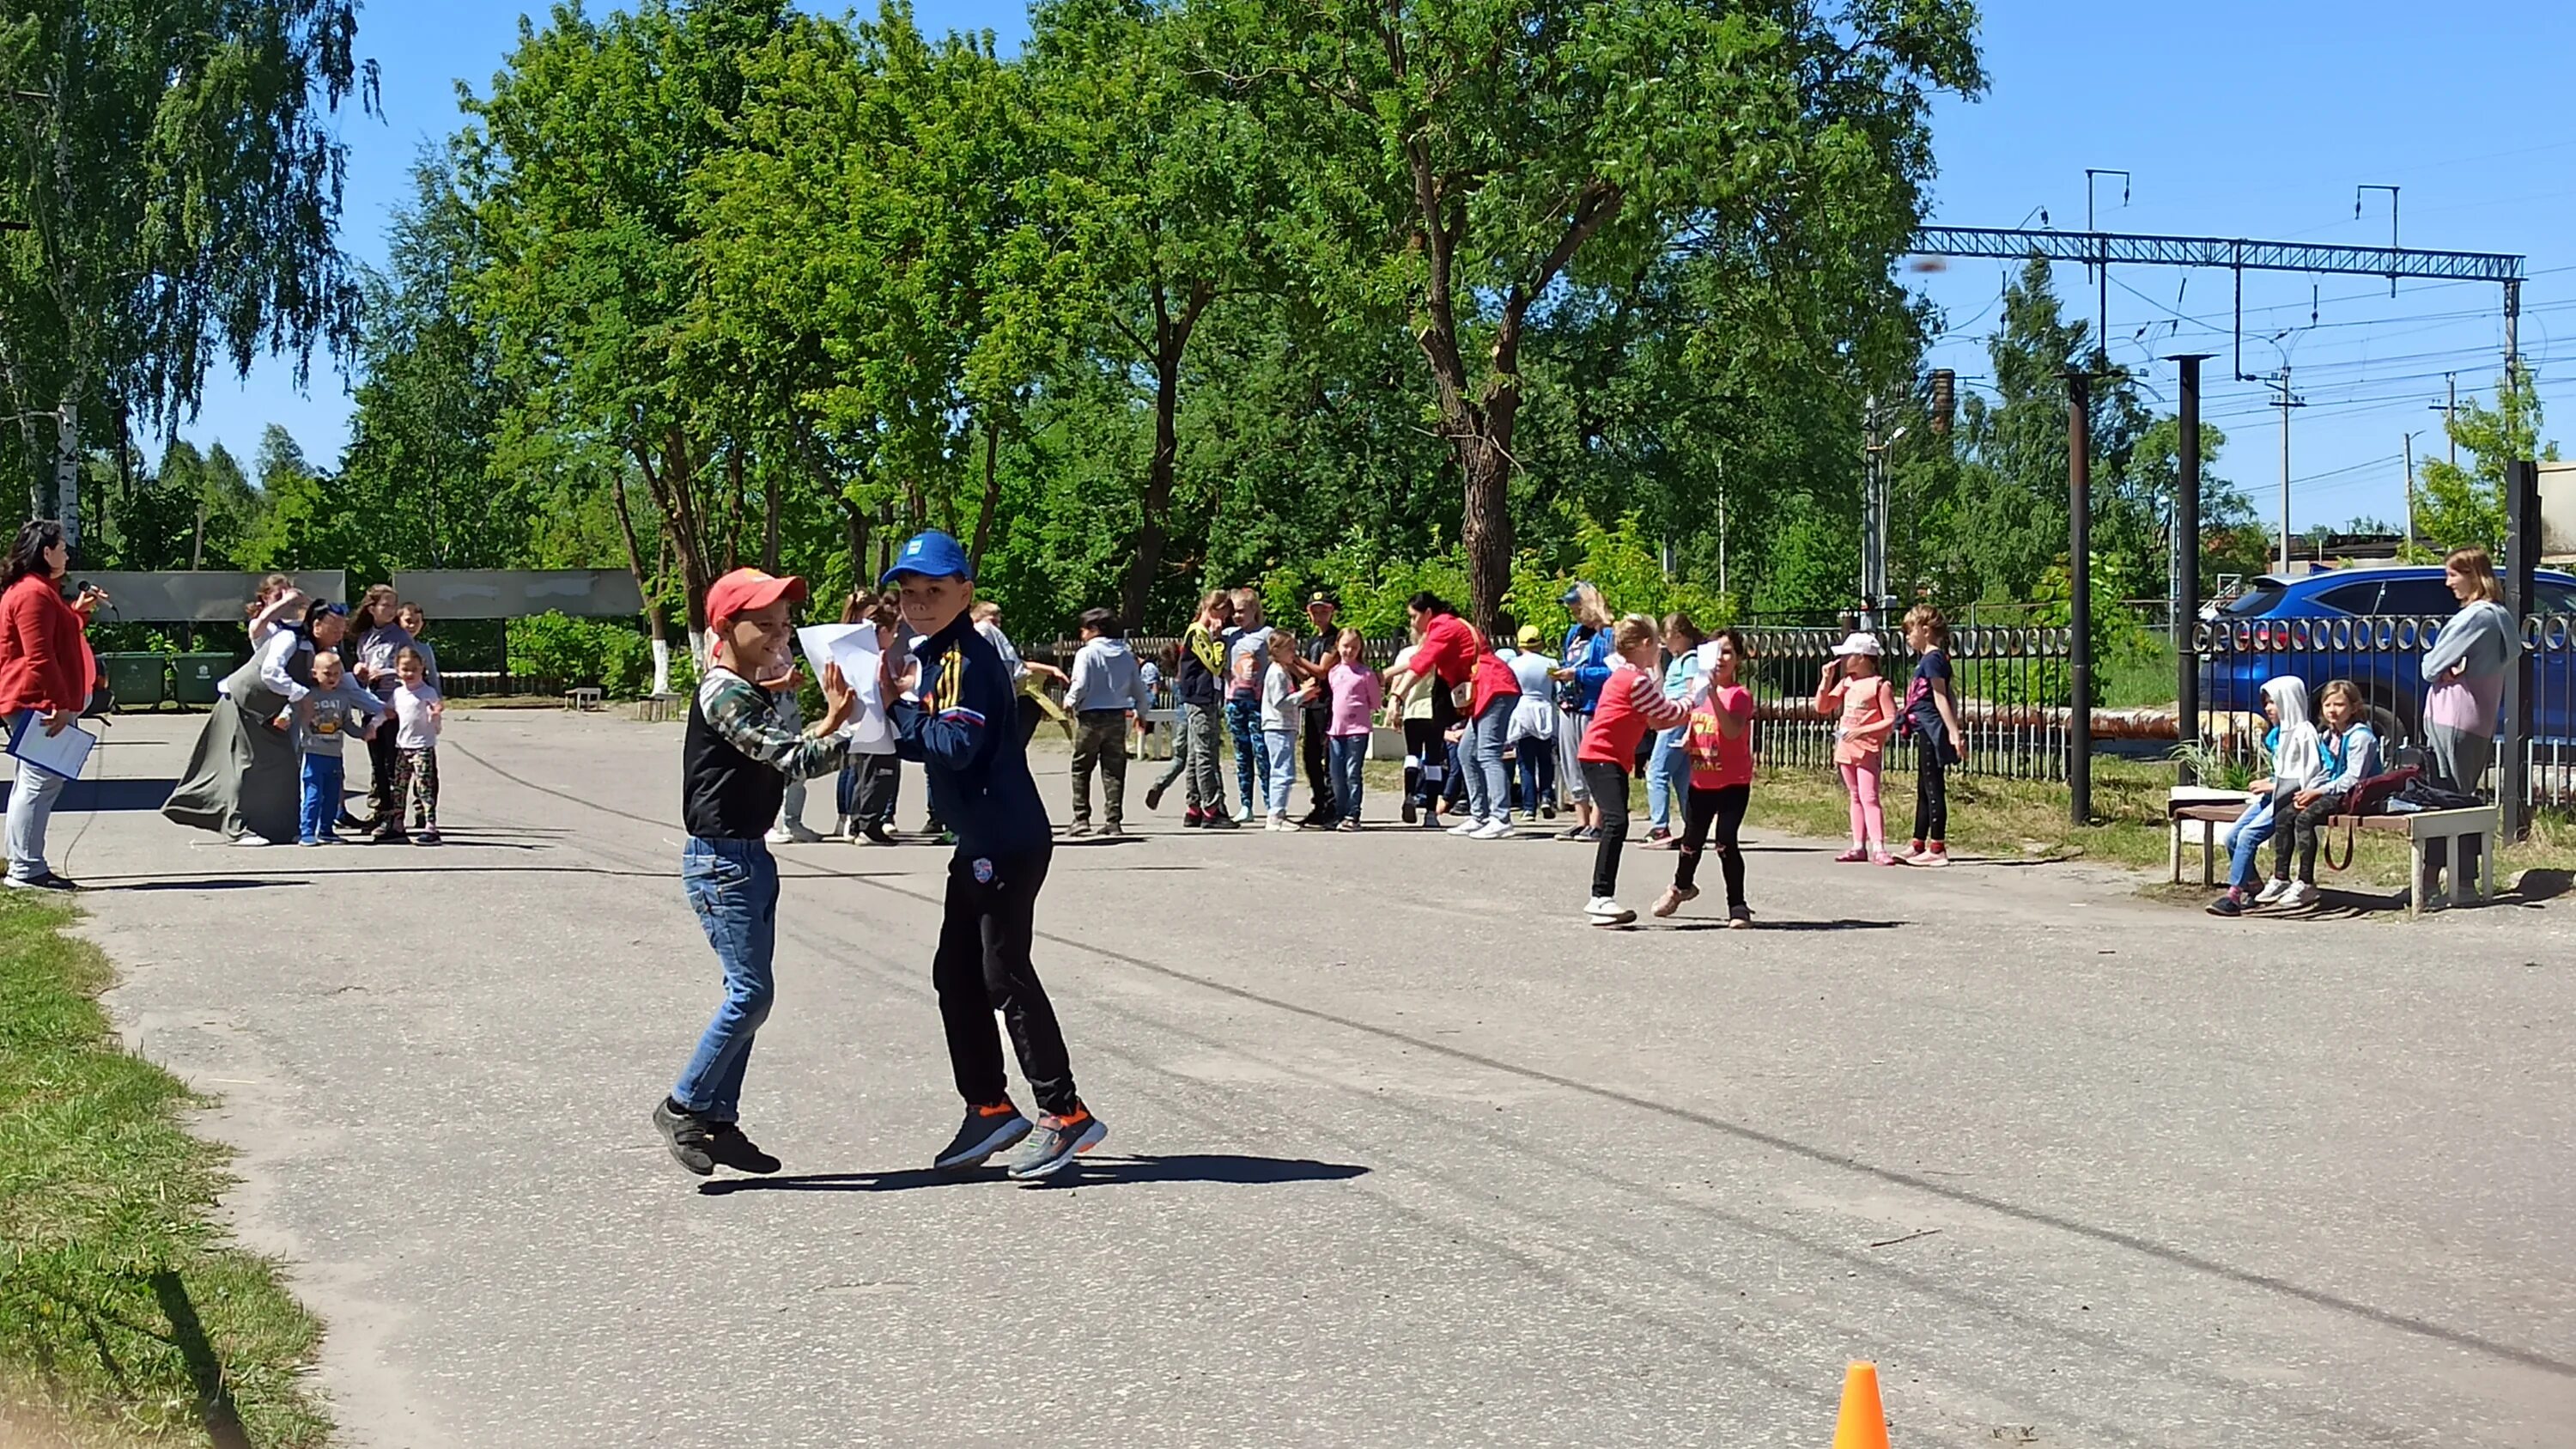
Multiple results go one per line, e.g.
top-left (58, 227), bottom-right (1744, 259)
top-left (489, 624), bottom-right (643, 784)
top-left (2198, 564), bottom-right (2576, 744)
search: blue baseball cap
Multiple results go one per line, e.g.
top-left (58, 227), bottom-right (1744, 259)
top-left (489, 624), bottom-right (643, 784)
top-left (1558, 581), bottom-right (1591, 606)
top-left (879, 529), bottom-right (974, 588)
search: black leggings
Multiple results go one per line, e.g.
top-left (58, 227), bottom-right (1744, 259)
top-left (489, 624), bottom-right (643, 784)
top-left (1403, 719), bottom-right (1446, 813)
top-left (2276, 791), bottom-right (2346, 884)
top-left (1912, 746), bottom-right (1947, 846)
top-left (1674, 783), bottom-right (1749, 905)
top-left (1583, 759), bottom-right (1631, 898)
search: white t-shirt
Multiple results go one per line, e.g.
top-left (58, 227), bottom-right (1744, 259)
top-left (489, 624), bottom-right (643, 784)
top-left (1505, 650), bottom-right (1559, 740)
top-left (392, 682), bottom-right (444, 751)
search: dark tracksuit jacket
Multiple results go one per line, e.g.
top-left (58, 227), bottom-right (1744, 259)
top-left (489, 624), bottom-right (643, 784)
top-left (889, 611), bottom-right (1077, 1113)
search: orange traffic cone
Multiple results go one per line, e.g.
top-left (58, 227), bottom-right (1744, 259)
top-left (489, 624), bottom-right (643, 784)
top-left (1832, 1361), bottom-right (1891, 1449)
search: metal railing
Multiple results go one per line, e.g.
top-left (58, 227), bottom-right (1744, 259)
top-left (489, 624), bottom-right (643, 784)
top-left (1742, 627), bottom-right (2078, 781)
top-left (2188, 612), bottom-right (2576, 809)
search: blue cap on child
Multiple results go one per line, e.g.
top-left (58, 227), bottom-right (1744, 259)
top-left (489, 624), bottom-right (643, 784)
top-left (879, 529), bottom-right (974, 588)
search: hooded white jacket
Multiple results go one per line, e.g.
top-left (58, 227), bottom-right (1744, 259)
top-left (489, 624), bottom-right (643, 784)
top-left (2262, 675), bottom-right (2327, 791)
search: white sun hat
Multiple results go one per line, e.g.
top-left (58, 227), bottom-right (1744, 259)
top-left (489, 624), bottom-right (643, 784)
top-left (1828, 631), bottom-right (1882, 657)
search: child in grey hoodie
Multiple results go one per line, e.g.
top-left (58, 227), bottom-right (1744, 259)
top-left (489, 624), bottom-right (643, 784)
top-left (294, 652), bottom-right (387, 846)
top-left (1062, 607), bottom-right (1154, 836)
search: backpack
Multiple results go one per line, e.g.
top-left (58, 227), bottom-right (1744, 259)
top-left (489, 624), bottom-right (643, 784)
top-left (2323, 765), bottom-right (2421, 873)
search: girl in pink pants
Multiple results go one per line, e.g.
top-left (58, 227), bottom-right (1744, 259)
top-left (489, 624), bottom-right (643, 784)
top-left (1814, 633), bottom-right (1899, 865)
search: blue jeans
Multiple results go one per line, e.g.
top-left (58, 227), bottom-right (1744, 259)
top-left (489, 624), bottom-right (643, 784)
top-left (299, 754), bottom-right (344, 843)
top-left (2227, 794), bottom-right (2282, 889)
top-left (1461, 699), bottom-right (1515, 822)
top-left (1328, 734), bottom-right (1369, 820)
top-left (1226, 697), bottom-right (1267, 816)
top-left (3, 710), bottom-right (70, 880)
top-left (1514, 735), bottom-right (1556, 814)
top-left (1646, 728), bottom-right (1691, 831)
top-left (671, 837), bottom-right (781, 1122)
top-left (1264, 729), bottom-right (1298, 814)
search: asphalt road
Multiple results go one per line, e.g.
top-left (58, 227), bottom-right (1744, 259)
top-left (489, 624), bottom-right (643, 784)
top-left (56, 709), bottom-right (2576, 1447)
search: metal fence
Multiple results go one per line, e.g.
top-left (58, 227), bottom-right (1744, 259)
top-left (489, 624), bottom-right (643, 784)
top-left (1742, 627), bottom-right (2078, 781)
top-left (2190, 612), bottom-right (2576, 809)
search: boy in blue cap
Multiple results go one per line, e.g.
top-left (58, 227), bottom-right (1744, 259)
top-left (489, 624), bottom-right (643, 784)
top-left (882, 530), bottom-right (1108, 1180)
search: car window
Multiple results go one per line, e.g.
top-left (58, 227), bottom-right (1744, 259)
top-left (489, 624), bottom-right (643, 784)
top-left (2377, 579), bottom-right (2457, 616)
top-left (2537, 581), bottom-right (2576, 615)
top-left (2313, 581), bottom-right (2382, 615)
top-left (2221, 582), bottom-right (2287, 616)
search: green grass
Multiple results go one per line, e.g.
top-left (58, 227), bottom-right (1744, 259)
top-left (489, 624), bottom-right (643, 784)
top-left (0, 892), bottom-right (330, 1447)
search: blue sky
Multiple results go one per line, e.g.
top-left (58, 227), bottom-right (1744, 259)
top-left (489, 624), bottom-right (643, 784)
top-left (182, 0), bottom-right (2576, 539)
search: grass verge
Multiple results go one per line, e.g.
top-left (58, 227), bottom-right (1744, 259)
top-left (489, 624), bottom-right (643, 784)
top-left (0, 892), bottom-right (330, 1447)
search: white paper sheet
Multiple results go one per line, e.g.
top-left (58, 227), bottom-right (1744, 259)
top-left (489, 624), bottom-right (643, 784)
top-left (8, 712), bottom-right (94, 780)
top-left (795, 624), bottom-right (866, 679)
top-left (821, 626), bottom-right (893, 752)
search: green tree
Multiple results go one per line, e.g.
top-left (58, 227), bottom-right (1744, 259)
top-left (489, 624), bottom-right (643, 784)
top-left (2410, 367), bottom-right (2557, 557)
top-left (464, 0), bottom-right (793, 648)
top-left (335, 145), bottom-right (524, 576)
top-left (1195, 0), bottom-right (1982, 631)
top-left (0, 0), bottom-right (373, 545)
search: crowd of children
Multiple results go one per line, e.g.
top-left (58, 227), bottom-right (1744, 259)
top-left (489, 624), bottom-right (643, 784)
top-left (761, 581), bottom-right (1982, 933)
top-left (258, 587), bottom-right (448, 848)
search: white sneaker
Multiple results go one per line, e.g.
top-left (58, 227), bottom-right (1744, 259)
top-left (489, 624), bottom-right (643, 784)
top-left (1235, 806), bottom-right (1255, 825)
top-left (2253, 878), bottom-right (2291, 904)
top-left (1472, 819), bottom-right (1514, 840)
top-left (1584, 896), bottom-right (1636, 927)
top-left (2281, 880), bottom-right (2322, 909)
top-left (769, 821), bottom-right (822, 844)
top-left (229, 832), bottom-right (271, 848)
top-left (1447, 818), bottom-right (1483, 836)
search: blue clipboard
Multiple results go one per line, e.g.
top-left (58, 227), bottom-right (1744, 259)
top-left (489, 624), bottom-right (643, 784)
top-left (8, 709), bottom-right (95, 781)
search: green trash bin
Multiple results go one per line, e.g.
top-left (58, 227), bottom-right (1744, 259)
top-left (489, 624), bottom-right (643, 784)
top-left (99, 652), bottom-right (168, 710)
top-left (172, 652), bottom-right (239, 707)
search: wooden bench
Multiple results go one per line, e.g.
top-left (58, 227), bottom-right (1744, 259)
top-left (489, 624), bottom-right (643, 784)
top-left (563, 686), bottom-right (604, 711)
top-left (2168, 795), bottom-right (2497, 917)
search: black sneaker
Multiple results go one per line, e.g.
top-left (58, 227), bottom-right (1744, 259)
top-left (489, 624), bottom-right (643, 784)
top-left (705, 1121), bottom-right (781, 1174)
top-left (1401, 797), bottom-right (1418, 825)
top-left (934, 1104), bottom-right (1031, 1171)
top-left (1144, 782), bottom-right (1166, 812)
top-left (415, 828), bottom-right (442, 846)
top-left (1201, 813), bottom-right (1239, 831)
top-left (1005, 1107), bottom-right (1109, 1182)
top-left (2206, 892), bottom-right (2246, 917)
top-left (4, 871), bottom-right (78, 892)
top-left (860, 822), bottom-right (896, 845)
top-left (1727, 903), bottom-right (1753, 929)
top-left (653, 1099), bottom-right (715, 1177)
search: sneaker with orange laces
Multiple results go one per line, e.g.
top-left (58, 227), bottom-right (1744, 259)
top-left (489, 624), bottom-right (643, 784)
top-left (1005, 1105), bottom-right (1109, 1182)
top-left (933, 1101), bottom-right (1032, 1171)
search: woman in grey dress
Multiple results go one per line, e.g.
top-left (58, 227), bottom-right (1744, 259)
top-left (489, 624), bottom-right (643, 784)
top-left (163, 598), bottom-right (354, 846)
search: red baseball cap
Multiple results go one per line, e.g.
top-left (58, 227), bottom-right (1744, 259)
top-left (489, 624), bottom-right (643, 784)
top-left (704, 568), bottom-right (809, 629)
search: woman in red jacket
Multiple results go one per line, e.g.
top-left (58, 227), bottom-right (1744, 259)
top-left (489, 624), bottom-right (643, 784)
top-left (1405, 592), bottom-right (1522, 839)
top-left (0, 521), bottom-right (99, 891)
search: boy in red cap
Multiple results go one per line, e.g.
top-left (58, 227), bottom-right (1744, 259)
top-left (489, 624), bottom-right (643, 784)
top-left (652, 567), bottom-right (858, 1178)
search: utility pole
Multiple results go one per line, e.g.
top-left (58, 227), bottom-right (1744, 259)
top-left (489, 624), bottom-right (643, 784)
top-left (2432, 374), bottom-right (2457, 468)
top-left (2085, 169), bottom-right (2129, 370)
top-left (2066, 368), bottom-right (2094, 825)
top-left (2402, 430), bottom-right (2421, 557)
top-left (2172, 354), bottom-right (2211, 783)
top-left (2267, 368), bottom-right (2304, 575)
top-left (1860, 395), bottom-right (1883, 630)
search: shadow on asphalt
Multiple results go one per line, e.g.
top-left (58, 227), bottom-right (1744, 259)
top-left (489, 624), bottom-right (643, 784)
top-left (2, 776), bottom-right (180, 812)
top-left (1658, 918), bottom-right (1904, 933)
top-left (697, 1154), bottom-right (1370, 1196)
